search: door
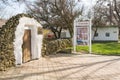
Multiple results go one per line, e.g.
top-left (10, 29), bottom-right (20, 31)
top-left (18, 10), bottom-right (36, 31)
top-left (22, 30), bottom-right (31, 63)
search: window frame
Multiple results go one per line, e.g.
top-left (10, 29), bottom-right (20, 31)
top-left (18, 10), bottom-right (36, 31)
top-left (105, 32), bottom-right (110, 37)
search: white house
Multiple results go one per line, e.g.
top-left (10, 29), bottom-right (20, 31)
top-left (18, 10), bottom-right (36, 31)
top-left (62, 27), bottom-right (119, 41)
top-left (92, 27), bottom-right (119, 41)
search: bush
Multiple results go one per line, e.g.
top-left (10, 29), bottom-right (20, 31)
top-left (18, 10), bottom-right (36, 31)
top-left (41, 38), bottom-right (72, 56)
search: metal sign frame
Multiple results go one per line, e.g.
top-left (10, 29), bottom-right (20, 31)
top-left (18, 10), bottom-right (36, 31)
top-left (73, 18), bottom-right (92, 53)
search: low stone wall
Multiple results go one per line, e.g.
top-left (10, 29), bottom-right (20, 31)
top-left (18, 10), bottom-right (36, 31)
top-left (42, 38), bottom-right (72, 56)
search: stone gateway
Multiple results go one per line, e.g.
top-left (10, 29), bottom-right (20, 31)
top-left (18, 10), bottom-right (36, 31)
top-left (0, 14), bottom-right (43, 70)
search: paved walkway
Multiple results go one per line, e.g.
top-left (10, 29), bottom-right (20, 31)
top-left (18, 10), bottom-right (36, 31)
top-left (0, 53), bottom-right (120, 80)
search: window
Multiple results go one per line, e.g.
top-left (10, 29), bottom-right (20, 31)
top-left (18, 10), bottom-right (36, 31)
top-left (106, 33), bottom-right (110, 37)
top-left (94, 33), bottom-right (98, 37)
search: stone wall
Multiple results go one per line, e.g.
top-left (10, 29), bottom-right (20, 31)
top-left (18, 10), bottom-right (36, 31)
top-left (0, 13), bottom-right (72, 71)
top-left (42, 38), bottom-right (72, 56)
top-left (0, 14), bottom-right (33, 71)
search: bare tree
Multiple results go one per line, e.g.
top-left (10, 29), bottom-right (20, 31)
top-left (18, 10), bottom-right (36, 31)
top-left (26, 0), bottom-right (83, 38)
top-left (93, 0), bottom-right (120, 37)
top-left (94, 0), bottom-right (120, 26)
top-left (112, 0), bottom-right (120, 26)
top-left (92, 0), bottom-right (107, 39)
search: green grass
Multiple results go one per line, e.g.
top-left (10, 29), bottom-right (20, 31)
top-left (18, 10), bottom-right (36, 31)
top-left (76, 42), bottom-right (120, 55)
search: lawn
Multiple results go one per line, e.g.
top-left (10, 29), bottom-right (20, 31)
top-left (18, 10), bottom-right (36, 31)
top-left (76, 42), bottom-right (120, 55)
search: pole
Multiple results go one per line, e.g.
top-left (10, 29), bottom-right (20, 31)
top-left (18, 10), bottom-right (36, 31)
top-left (110, 0), bottom-right (112, 26)
top-left (89, 0), bottom-right (92, 53)
top-left (73, 19), bottom-right (76, 52)
top-left (89, 19), bottom-right (92, 53)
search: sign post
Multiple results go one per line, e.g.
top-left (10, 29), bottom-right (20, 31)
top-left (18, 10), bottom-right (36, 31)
top-left (89, 19), bottom-right (92, 53)
top-left (73, 18), bottom-right (92, 53)
top-left (73, 19), bottom-right (77, 52)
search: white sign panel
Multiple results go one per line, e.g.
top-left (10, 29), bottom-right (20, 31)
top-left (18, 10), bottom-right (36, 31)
top-left (76, 20), bottom-right (90, 45)
top-left (73, 19), bottom-right (92, 53)
top-left (76, 21), bottom-right (90, 26)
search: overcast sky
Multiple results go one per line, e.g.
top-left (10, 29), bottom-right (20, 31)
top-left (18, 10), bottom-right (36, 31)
top-left (0, 0), bottom-right (96, 19)
top-left (0, 0), bottom-right (28, 19)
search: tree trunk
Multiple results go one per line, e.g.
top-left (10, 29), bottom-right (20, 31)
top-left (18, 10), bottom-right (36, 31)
top-left (58, 27), bottom-right (62, 38)
top-left (92, 27), bottom-right (98, 40)
top-left (53, 31), bottom-right (58, 38)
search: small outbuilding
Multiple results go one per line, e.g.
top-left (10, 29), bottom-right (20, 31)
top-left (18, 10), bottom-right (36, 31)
top-left (0, 14), bottom-right (43, 70)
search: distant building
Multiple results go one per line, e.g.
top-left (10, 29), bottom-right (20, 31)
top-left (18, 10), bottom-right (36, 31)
top-left (92, 27), bottom-right (119, 41)
top-left (62, 27), bottom-right (119, 41)
top-left (61, 29), bottom-right (71, 38)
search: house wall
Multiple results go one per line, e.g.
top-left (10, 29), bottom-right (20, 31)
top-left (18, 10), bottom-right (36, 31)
top-left (61, 30), bottom-right (71, 38)
top-left (92, 27), bottom-right (119, 41)
top-left (14, 17), bottom-right (43, 65)
top-left (61, 27), bottom-right (119, 41)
